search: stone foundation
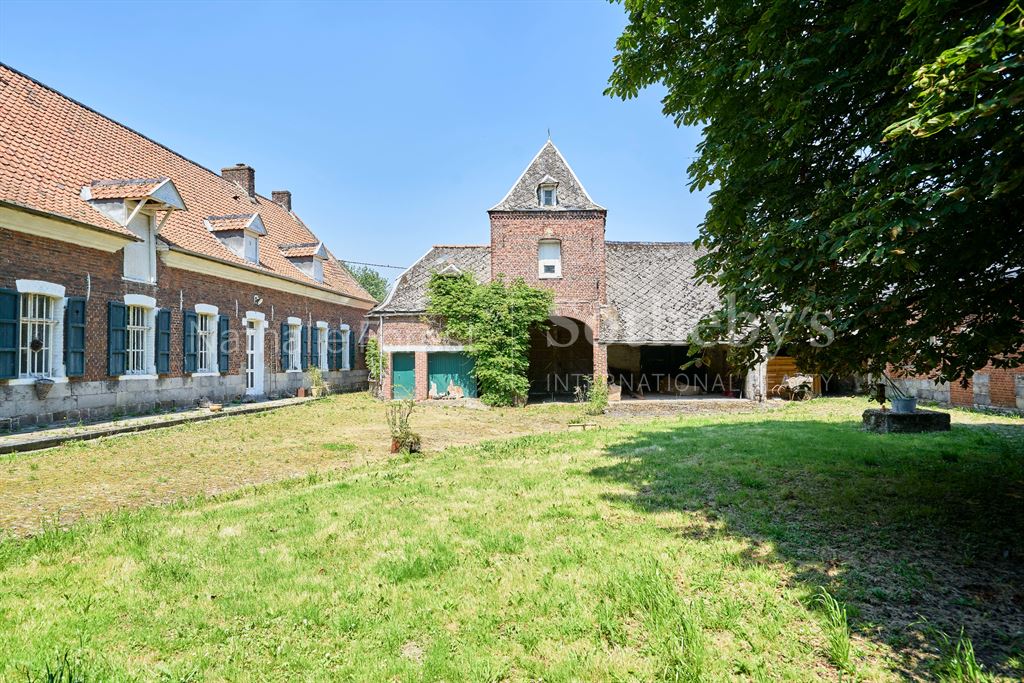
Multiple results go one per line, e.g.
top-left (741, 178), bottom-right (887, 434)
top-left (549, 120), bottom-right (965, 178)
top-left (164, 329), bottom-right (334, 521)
top-left (862, 408), bottom-right (951, 434)
top-left (0, 369), bottom-right (367, 431)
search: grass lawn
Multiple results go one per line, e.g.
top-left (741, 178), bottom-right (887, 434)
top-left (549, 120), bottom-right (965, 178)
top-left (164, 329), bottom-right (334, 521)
top-left (0, 398), bottom-right (1021, 681)
top-left (0, 394), bottom-right (586, 536)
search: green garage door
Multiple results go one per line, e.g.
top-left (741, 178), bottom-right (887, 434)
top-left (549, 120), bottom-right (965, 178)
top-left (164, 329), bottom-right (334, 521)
top-left (428, 352), bottom-right (477, 398)
top-left (392, 352), bottom-right (416, 400)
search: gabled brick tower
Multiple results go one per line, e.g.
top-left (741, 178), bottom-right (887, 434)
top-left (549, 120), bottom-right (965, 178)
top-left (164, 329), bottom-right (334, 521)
top-left (488, 140), bottom-right (608, 388)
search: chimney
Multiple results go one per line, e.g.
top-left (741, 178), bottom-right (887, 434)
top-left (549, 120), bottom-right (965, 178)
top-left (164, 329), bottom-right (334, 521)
top-left (272, 190), bottom-right (292, 212)
top-left (221, 163), bottom-right (255, 197)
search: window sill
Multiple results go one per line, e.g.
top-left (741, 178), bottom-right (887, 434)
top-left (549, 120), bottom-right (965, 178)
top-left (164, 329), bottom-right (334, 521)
top-left (191, 371), bottom-right (220, 378)
top-left (121, 277), bottom-right (157, 285)
top-left (7, 377), bottom-right (69, 386)
top-left (538, 275), bottom-right (563, 280)
top-left (118, 374), bottom-right (158, 381)
top-left (286, 369), bottom-right (304, 374)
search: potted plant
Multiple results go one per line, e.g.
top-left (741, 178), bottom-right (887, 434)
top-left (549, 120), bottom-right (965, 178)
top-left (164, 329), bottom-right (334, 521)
top-left (883, 374), bottom-right (917, 413)
top-left (385, 399), bottom-right (421, 453)
top-left (307, 366), bottom-right (330, 398)
top-left (33, 376), bottom-right (55, 400)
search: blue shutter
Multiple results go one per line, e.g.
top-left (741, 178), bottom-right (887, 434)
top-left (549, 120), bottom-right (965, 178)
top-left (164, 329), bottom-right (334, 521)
top-left (280, 321), bottom-right (290, 371)
top-left (156, 308), bottom-right (171, 374)
top-left (310, 326), bottom-right (320, 369)
top-left (64, 296), bottom-right (86, 377)
top-left (183, 310), bottom-right (198, 374)
top-left (107, 301), bottom-right (127, 376)
top-left (301, 324), bottom-right (309, 370)
top-left (218, 315), bottom-right (230, 373)
top-left (348, 329), bottom-right (356, 370)
top-left (0, 289), bottom-right (19, 379)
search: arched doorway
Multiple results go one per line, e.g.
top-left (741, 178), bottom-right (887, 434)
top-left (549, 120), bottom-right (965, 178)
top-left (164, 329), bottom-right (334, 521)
top-left (528, 316), bottom-right (594, 399)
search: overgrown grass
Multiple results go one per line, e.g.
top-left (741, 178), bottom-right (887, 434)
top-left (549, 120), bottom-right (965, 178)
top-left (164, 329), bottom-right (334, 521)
top-left (815, 587), bottom-right (854, 675)
top-left (0, 398), bottom-right (1021, 680)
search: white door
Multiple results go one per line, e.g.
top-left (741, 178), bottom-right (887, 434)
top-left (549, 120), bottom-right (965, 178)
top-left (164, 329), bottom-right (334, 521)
top-left (245, 320), bottom-right (265, 396)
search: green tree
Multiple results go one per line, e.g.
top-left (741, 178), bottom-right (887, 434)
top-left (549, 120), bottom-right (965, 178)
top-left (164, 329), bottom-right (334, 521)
top-left (607, 0), bottom-right (1023, 381)
top-left (347, 264), bottom-right (390, 302)
top-left (426, 272), bottom-right (553, 406)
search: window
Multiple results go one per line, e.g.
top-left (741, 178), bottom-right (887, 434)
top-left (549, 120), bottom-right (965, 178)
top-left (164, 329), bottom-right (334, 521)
top-left (289, 322), bottom-right (302, 371)
top-left (196, 314), bottom-right (217, 373)
top-left (19, 294), bottom-right (57, 378)
top-left (538, 239), bottom-right (562, 279)
top-left (123, 209), bottom-right (156, 283)
top-left (340, 325), bottom-right (351, 370)
top-left (244, 234), bottom-right (259, 263)
top-left (539, 184), bottom-right (557, 207)
top-left (317, 323), bottom-right (329, 370)
top-left (125, 305), bottom-right (151, 374)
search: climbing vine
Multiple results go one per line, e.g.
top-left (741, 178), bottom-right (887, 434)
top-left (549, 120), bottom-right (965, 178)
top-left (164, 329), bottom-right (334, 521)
top-left (426, 272), bottom-right (552, 406)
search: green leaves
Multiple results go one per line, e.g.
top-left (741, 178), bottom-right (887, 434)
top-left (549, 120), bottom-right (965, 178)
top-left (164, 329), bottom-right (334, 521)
top-left (426, 273), bottom-right (553, 406)
top-left (607, 0), bottom-right (1024, 381)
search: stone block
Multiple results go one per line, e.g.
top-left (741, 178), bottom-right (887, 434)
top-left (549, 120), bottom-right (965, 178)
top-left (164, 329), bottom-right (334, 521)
top-left (863, 408), bottom-right (951, 434)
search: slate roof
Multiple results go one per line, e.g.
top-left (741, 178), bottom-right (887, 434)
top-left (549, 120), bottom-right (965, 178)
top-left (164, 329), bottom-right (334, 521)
top-left (490, 140), bottom-right (604, 212)
top-left (602, 242), bottom-right (720, 344)
top-left (0, 64), bottom-right (375, 305)
top-left (373, 245), bottom-right (491, 314)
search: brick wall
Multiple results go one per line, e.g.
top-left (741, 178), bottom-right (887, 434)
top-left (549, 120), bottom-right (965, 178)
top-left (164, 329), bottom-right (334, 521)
top-left (0, 227), bottom-right (372, 425)
top-left (489, 210), bottom-right (608, 379)
top-left (949, 362), bottom-right (1023, 411)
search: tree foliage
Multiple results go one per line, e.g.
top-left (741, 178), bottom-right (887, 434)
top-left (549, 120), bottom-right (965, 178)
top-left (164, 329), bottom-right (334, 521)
top-left (607, 0), bottom-right (1023, 381)
top-left (347, 264), bottom-right (390, 302)
top-left (426, 272), bottom-right (553, 406)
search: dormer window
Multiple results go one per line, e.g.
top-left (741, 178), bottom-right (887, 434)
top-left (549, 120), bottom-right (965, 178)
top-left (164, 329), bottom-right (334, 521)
top-left (539, 185), bottom-right (557, 207)
top-left (204, 213), bottom-right (266, 264)
top-left (280, 242), bottom-right (328, 283)
top-left (81, 177), bottom-right (186, 283)
top-left (536, 174), bottom-right (559, 208)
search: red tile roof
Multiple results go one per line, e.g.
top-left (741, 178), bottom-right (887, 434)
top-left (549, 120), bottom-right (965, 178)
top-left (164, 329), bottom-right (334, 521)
top-left (279, 242), bottom-right (323, 258)
top-left (86, 178), bottom-right (169, 201)
top-left (205, 214), bottom-right (258, 232)
top-left (0, 65), bottom-right (375, 305)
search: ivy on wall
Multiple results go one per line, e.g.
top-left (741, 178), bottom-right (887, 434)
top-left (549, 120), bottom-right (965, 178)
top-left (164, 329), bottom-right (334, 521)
top-left (426, 272), bottom-right (553, 406)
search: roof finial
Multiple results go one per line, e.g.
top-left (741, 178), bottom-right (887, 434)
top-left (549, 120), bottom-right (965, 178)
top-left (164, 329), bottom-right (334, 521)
top-left (547, 127), bottom-right (551, 141)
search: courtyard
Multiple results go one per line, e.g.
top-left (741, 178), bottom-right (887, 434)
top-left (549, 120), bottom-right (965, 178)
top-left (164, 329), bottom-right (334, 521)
top-left (1, 395), bottom-right (1021, 680)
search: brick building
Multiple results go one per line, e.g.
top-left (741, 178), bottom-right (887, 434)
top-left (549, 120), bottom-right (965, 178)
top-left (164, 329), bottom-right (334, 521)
top-left (372, 140), bottom-right (741, 401)
top-left (0, 65), bottom-right (376, 428)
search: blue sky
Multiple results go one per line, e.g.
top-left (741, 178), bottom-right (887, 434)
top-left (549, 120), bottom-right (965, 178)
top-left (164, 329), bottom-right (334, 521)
top-left (0, 0), bottom-right (709, 277)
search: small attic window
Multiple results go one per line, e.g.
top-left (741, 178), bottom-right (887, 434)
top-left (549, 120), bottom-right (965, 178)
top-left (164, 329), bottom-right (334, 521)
top-left (243, 234), bottom-right (259, 263)
top-left (539, 185), bottom-right (557, 207)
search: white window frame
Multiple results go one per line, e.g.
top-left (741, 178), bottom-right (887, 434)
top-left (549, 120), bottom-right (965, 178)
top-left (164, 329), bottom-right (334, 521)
top-left (121, 294), bottom-right (157, 379)
top-left (123, 208), bottom-right (157, 284)
top-left (538, 239), bottom-right (562, 279)
top-left (243, 233), bottom-right (259, 264)
top-left (193, 304), bottom-right (220, 375)
top-left (286, 316), bottom-right (302, 372)
top-left (316, 321), bottom-right (329, 370)
top-left (14, 280), bottom-right (66, 383)
top-left (18, 293), bottom-right (58, 379)
top-left (339, 324), bottom-right (351, 370)
top-left (539, 184), bottom-right (557, 207)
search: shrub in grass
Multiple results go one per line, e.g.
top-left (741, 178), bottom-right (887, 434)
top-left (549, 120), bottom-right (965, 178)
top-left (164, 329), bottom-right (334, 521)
top-left (385, 400), bottom-right (421, 453)
top-left (814, 587), bottom-right (854, 675)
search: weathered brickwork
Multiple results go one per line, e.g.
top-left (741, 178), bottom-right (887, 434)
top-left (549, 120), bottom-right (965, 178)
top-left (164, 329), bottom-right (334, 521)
top-left (897, 360), bottom-right (1023, 413)
top-left (489, 210), bottom-right (608, 381)
top-left (0, 227), bottom-right (371, 426)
